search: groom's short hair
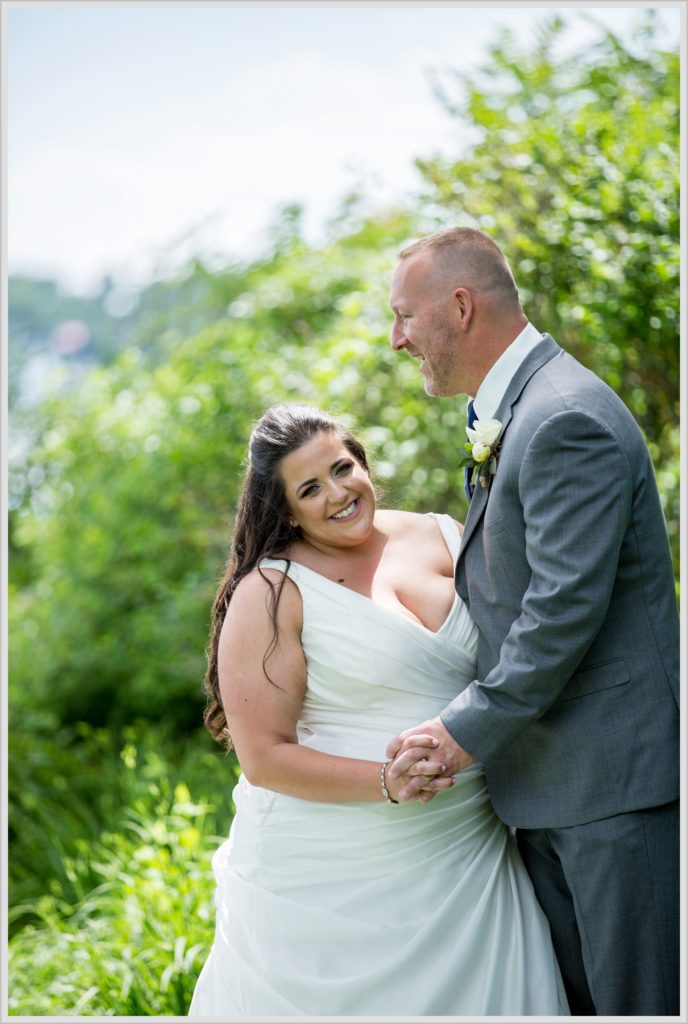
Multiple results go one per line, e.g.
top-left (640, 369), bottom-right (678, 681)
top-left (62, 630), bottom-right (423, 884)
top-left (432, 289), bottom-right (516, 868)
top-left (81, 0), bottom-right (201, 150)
top-left (399, 227), bottom-right (520, 304)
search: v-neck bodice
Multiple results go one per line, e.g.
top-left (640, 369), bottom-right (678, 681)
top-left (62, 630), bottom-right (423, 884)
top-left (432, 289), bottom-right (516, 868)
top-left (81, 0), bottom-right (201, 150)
top-left (259, 513), bottom-right (478, 761)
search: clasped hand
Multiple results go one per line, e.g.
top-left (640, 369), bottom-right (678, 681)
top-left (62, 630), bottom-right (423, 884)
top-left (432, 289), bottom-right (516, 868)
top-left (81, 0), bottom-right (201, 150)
top-left (385, 716), bottom-right (475, 804)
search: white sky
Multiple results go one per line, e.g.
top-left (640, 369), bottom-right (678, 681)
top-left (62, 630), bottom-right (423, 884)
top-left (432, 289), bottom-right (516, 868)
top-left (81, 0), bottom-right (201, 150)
top-left (7, 2), bottom-right (682, 295)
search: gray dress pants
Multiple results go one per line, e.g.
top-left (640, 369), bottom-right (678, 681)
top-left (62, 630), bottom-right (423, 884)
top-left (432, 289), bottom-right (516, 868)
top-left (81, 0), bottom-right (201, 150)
top-left (516, 800), bottom-right (679, 1016)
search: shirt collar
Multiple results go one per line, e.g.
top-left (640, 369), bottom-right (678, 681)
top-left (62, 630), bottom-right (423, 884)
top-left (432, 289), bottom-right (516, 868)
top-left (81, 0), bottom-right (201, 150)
top-left (471, 322), bottom-right (543, 421)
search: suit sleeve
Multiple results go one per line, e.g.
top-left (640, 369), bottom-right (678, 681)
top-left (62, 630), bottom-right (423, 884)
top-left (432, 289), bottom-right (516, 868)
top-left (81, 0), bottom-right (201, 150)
top-left (441, 409), bottom-right (634, 764)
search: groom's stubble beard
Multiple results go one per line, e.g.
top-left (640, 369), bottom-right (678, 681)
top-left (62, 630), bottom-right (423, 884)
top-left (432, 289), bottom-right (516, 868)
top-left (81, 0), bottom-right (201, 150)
top-left (423, 312), bottom-right (464, 398)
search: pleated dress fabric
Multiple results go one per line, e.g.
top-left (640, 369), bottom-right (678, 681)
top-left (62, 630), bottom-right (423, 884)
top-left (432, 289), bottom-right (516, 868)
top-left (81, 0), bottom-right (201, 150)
top-left (189, 514), bottom-right (568, 1017)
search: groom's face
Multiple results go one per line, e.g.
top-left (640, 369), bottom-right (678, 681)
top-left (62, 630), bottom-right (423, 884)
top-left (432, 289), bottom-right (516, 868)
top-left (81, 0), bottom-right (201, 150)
top-left (389, 253), bottom-right (464, 397)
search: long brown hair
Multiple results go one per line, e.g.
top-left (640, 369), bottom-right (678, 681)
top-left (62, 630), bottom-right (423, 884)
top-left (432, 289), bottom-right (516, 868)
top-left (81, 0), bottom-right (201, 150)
top-left (203, 403), bottom-right (370, 748)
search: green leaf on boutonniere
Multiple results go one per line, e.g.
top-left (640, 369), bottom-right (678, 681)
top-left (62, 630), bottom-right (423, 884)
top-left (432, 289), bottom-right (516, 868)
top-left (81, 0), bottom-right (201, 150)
top-left (459, 417), bottom-right (503, 489)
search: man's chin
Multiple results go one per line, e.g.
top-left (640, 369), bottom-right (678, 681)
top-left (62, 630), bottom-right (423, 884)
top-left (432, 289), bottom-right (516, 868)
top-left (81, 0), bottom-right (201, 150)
top-left (424, 378), bottom-right (455, 398)
top-left (423, 376), bottom-right (439, 397)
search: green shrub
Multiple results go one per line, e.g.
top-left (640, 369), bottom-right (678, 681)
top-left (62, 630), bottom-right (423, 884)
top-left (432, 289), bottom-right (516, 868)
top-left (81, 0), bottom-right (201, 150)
top-left (9, 720), bottom-right (234, 916)
top-left (8, 726), bottom-right (238, 1016)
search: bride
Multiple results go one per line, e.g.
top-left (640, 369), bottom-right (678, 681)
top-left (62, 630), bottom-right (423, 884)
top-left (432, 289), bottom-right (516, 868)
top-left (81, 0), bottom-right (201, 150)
top-left (189, 403), bottom-right (569, 1017)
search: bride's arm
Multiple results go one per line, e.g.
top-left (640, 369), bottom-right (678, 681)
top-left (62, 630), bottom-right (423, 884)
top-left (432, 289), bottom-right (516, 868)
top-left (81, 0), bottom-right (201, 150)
top-left (219, 569), bottom-right (451, 803)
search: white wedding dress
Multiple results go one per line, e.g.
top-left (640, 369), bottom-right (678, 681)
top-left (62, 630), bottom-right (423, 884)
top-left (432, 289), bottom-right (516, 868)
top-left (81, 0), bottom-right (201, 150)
top-left (189, 514), bottom-right (569, 1016)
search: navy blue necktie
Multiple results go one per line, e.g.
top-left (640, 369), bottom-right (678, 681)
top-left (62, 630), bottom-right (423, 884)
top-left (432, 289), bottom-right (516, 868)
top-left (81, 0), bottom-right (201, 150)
top-left (464, 400), bottom-right (477, 502)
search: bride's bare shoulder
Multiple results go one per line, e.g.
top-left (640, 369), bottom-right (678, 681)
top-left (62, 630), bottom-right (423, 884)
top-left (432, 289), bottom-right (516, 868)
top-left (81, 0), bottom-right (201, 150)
top-left (376, 508), bottom-right (465, 541)
top-left (229, 566), bottom-right (302, 621)
top-left (375, 508), bottom-right (424, 528)
top-left (375, 509), bottom-right (461, 538)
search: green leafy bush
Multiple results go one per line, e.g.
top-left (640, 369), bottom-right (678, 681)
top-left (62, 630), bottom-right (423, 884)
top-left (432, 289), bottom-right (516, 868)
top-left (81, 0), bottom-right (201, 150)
top-left (9, 721), bottom-right (235, 927)
top-left (8, 725), bottom-right (237, 1015)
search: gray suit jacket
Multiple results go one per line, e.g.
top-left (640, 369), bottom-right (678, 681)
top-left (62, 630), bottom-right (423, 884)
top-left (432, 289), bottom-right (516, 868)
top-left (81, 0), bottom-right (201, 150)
top-left (443, 335), bottom-right (679, 828)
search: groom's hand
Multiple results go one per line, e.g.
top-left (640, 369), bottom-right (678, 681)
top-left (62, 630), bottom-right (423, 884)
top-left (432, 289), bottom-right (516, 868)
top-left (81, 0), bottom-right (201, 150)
top-left (386, 716), bottom-right (475, 803)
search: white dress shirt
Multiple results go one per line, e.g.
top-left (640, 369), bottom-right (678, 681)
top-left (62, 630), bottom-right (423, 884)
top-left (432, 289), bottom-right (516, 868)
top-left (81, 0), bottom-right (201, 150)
top-left (471, 322), bottom-right (544, 421)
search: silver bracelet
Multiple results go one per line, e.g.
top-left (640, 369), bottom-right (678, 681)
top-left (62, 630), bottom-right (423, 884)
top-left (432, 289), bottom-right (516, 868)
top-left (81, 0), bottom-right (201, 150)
top-left (380, 760), bottom-right (399, 804)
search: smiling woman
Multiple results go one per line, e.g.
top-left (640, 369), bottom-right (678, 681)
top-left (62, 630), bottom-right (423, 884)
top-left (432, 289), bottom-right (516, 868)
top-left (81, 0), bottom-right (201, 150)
top-left (280, 431), bottom-right (377, 545)
top-left (190, 402), bottom-right (569, 1016)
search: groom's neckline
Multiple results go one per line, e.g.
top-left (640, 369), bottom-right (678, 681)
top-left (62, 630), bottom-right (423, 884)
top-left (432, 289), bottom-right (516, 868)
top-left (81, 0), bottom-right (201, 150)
top-left (472, 321), bottom-right (544, 421)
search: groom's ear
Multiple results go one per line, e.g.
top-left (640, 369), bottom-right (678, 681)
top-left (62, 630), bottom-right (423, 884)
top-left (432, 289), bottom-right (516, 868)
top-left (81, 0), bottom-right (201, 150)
top-left (453, 286), bottom-right (475, 330)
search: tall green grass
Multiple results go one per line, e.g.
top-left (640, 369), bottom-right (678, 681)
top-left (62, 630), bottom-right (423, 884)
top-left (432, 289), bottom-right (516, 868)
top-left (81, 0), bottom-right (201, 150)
top-left (8, 723), bottom-right (238, 1016)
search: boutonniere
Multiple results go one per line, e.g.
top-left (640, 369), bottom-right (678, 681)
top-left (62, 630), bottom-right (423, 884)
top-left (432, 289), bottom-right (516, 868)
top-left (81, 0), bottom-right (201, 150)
top-left (458, 418), bottom-right (503, 489)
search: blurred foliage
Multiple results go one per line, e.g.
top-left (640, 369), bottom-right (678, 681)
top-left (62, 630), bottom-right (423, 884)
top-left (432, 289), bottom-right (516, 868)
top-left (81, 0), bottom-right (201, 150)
top-left (8, 718), bottom-right (234, 922)
top-left (8, 14), bottom-right (679, 1017)
top-left (8, 264), bottom-right (238, 398)
top-left (8, 724), bottom-right (234, 1015)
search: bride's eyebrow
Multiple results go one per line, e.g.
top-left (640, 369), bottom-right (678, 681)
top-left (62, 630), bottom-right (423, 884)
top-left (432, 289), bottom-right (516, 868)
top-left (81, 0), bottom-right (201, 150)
top-left (296, 458), bottom-right (350, 496)
top-left (296, 476), bottom-right (318, 496)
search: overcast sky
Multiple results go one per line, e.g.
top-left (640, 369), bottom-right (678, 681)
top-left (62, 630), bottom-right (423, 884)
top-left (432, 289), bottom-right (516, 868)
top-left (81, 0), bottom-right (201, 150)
top-left (7, 3), bottom-right (682, 295)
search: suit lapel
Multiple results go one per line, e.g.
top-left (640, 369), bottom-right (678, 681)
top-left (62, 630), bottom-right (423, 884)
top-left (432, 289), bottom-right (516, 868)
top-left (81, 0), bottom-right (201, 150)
top-left (457, 335), bottom-right (561, 561)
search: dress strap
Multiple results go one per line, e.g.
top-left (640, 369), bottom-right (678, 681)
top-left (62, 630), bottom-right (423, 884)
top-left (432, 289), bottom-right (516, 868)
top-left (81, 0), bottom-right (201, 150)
top-left (258, 556), bottom-right (298, 579)
top-left (428, 513), bottom-right (463, 566)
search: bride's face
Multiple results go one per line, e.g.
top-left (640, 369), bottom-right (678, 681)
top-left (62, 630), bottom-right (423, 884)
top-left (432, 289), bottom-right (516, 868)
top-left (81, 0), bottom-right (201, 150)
top-left (279, 431), bottom-right (376, 550)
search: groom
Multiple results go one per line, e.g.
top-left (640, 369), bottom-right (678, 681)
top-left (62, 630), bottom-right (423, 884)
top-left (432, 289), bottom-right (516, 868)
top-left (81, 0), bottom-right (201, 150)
top-left (385, 227), bottom-right (679, 1016)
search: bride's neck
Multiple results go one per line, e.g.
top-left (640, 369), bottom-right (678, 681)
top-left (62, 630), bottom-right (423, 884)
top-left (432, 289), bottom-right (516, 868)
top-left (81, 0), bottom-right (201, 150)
top-left (292, 528), bottom-right (387, 568)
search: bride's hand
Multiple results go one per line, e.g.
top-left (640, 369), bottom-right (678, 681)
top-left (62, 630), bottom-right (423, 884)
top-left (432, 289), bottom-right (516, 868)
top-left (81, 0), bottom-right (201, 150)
top-left (386, 717), bottom-right (475, 803)
top-left (384, 739), bottom-right (454, 803)
top-left (384, 745), bottom-right (454, 798)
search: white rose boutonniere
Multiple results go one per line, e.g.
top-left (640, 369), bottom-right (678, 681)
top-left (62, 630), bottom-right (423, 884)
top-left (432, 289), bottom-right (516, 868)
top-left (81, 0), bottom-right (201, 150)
top-left (459, 417), bottom-right (503, 489)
